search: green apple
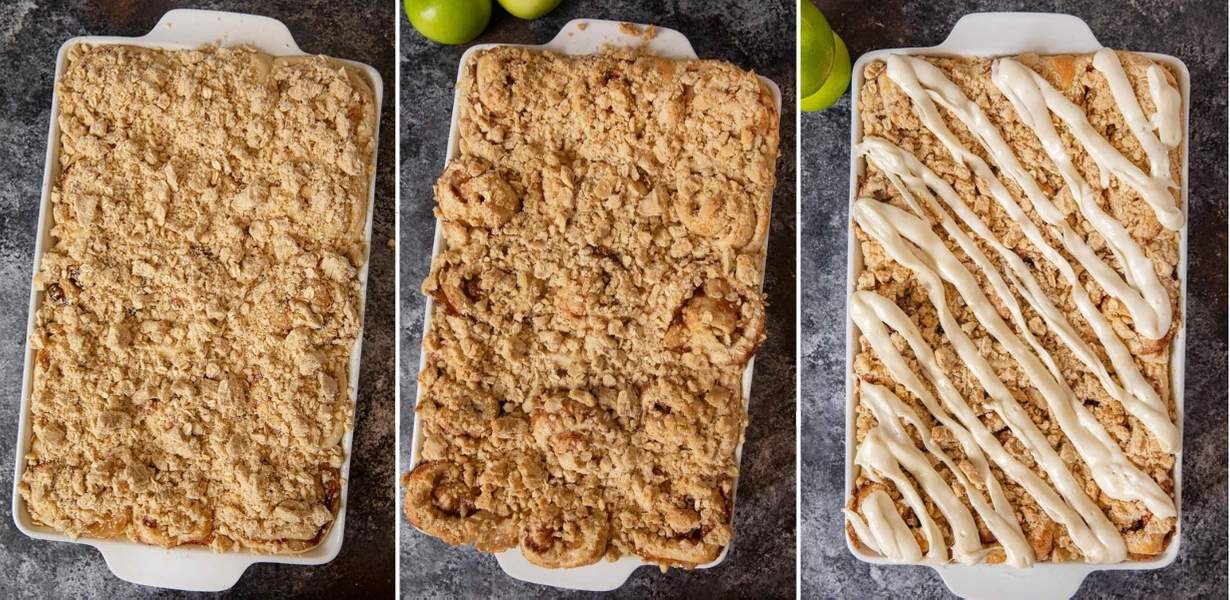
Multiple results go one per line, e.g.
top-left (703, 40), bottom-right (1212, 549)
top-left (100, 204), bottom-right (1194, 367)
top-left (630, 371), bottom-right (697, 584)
top-left (799, 0), bottom-right (834, 99)
top-left (497, 0), bottom-right (562, 20)
top-left (801, 33), bottom-right (850, 112)
top-left (405, 0), bottom-right (492, 45)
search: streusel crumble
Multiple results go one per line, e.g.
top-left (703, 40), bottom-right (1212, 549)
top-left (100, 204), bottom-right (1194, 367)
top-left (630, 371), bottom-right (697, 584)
top-left (21, 44), bottom-right (376, 553)
top-left (403, 46), bottom-right (779, 569)
top-left (846, 51), bottom-right (1182, 566)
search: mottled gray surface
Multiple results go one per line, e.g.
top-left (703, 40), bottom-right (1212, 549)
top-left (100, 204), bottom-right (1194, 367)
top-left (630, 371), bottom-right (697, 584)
top-left (801, 1), bottom-right (1227, 598)
top-left (0, 2), bottom-right (395, 597)
top-left (398, 1), bottom-right (796, 597)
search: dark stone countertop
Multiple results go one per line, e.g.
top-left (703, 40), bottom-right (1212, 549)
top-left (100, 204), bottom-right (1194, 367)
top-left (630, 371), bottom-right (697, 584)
top-left (0, 2), bottom-right (395, 598)
top-left (398, 1), bottom-right (796, 597)
top-left (801, 1), bottom-right (1227, 598)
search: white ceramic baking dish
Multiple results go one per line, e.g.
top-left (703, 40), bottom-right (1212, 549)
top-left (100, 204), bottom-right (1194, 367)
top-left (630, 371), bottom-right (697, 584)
top-left (405, 18), bottom-right (782, 592)
top-left (842, 12), bottom-right (1188, 599)
top-left (10, 9), bottom-right (383, 592)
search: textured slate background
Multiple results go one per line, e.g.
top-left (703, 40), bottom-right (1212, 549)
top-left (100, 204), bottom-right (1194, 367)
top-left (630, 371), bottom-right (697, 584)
top-left (398, 1), bottom-right (797, 597)
top-left (800, 1), bottom-right (1228, 598)
top-left (0, 2), bottom-right (396, 597)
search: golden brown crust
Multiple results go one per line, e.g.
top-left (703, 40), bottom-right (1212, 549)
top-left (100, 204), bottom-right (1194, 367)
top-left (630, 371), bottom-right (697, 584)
top-left (519, 491), bottom-right (611, 568)
top-left (627, 476), bottom-right (734, 568)
top-left (404, 46), bottom-right (779, 569)
top-left (20, 44), bottom-right (376, 554)
top-left (849, 51), bottom-right (1181, 563)
top-left (402, 460), bottom-right (513, 548)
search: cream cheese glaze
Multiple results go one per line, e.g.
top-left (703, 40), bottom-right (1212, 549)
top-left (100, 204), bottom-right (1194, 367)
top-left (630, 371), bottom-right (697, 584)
top-left (850, 289), bottom-right (1098, 565)
top-left (857, 382), bottom-right (984, 565)
top-left (1091, 49), bottom-right (1174, 183)
top-left (856, 137), bottom-right (1178, 452)
top-left (855, 426), bottom-right (959, 564)
top-left (856, 353), bottom-right (1032, 565)
top-left (885, 53), bottom-right (1173, 342)
top-left (992, 57), bottom-right (1183, 231)
top-left (854, 197), bottom-right (1175, 519)
top-left (856, 489), bottom-right (922, 562)
top-left (843, 508), bottom-right (886, 557)
top-left (854, 198), bottom-right (1134, 563)
top-left (991, 57), bottom-right (1176, 340)
top-left (1147, 64), bottom-right (1182, 148)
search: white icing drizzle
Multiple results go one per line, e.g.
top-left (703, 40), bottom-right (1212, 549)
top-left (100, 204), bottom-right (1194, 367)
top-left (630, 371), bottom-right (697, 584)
top-left (857, 365), bottom-right (1031, 565)
top-left (853, 198), bottom-right (1176, 521)
top-left (854, 198), bottom-right (1175, 521)
top-left (850, 292), bottom-right (1087, 564)
top-left (857, 382), bottom-right (984, 565)
top-left (857, 136), bottom-right (1178, 452)
top-left (885, 53), bottom-right (1173, 342)
top-left (1092, 49), bottom-right (1173, 182)
top-left (844, 508), bottom-right (883, 554)
top-left (850, 206), bottom-right (1127, 563)
top-left (859, 489), bottom-right (922, 562)
top-left (991, 56), bottom-right (1183, 231)
top-left (855, 429), bottom-right (949, 564)
top-left (992, 56), bottom-right (1175, 342)
top-left (1147, 64), bottom-right (1182, 148)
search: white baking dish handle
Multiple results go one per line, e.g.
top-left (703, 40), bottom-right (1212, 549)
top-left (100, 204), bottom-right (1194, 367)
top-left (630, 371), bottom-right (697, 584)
top-left (935, 564), bottom-right (1093, 600)
top-left (496, 552), bottom-right (645, 592)
top-left (96, 544), bottom-right (251, 592)
top-left (934, 12), bottom-right (1102, 55)
top-left (138, 8), bottom-right (304, 53)
top-left (540, 19), bottom-right (698, 59)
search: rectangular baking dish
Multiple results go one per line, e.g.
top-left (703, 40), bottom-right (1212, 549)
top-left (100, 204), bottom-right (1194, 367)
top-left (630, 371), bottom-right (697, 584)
top-left (10, 9), bottom-right (383, 592)
top-left (405, 18), bottom-right (781, 592)
top-left (842, 12), bottom-right (1188, 599)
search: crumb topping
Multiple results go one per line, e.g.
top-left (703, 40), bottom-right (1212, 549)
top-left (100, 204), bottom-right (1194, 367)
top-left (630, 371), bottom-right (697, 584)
top-left (21, 44), bottom-right (376, 553)
top-left (403, 46), bottom-right (779, 569)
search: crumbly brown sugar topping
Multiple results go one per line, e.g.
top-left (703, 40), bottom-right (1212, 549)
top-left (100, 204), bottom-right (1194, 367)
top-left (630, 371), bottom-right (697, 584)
top-left (403, 46), bottom-right (779, 569)
top-left (21, 44), bottom-right (375, 553)
top-left (847, 51), bottom-right (1182, 566)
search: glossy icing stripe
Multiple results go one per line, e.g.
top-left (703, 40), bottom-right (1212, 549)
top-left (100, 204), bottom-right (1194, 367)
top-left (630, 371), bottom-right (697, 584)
top-left (1147, 64), bottom-right (1182, 148)
top-left (885, 53), bottom-right (1172, 342)
top-left (1092, 49), bottom-right (1173, 182)
top-left (844, 508), bottom-right (882, 555)
top-left (859, 383), bottom-right (983, 564)
top-left (992, 57), bottom-right (1183, 231)
top-left (851, 296), bottom-right (1034, 565)
top-left (854, 198), bottom-right (1176, 520)
top-left (856, 426), bottom-right (953, 564)
top-left (851, 285), bottom-right (1119, 563)
top-left (860, 381), bottom-right (1026, 565)
top-left (988, 57), bottom-right (1175, 341)
top-left (860, 138), bottom-right (1067, 383)
top-left (857, 136), bottom-right (1178, 452)
top-left (860, 489), bottom-right (923, 562)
